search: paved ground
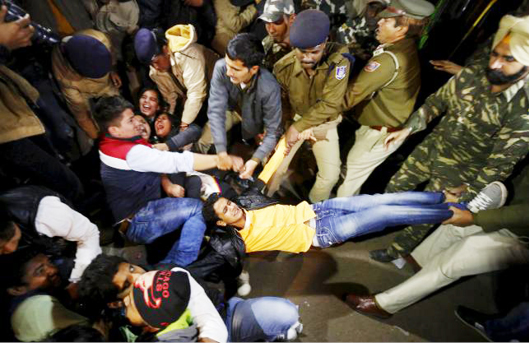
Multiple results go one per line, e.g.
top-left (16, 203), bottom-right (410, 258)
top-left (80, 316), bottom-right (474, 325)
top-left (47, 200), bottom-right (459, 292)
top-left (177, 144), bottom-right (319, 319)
top-left (245, 231), bottom-right (496, 342)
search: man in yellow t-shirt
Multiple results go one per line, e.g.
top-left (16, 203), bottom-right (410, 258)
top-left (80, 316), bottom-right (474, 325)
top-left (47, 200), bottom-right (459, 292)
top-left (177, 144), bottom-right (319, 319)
top-left (202, 192), bottom-right (458, 253)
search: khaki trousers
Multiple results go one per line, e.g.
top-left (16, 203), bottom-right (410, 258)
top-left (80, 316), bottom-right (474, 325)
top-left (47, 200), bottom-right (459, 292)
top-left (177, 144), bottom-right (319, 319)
top-left (375, 224), bottom-right (529, 314)
top-left (337, 125), bottom-right (403, 197)
top-left (258, 116), bottom-right (342, 203)
top-left (195, 111), bottom-right (242, 154)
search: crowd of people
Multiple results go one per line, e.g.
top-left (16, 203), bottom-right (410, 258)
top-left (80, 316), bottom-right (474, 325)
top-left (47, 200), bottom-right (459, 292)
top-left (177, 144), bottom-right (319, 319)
top-left (0, 0), bottom-right (529, 341)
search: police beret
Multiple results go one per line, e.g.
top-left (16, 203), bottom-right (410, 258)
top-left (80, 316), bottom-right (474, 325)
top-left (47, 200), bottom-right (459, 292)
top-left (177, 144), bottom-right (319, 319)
top-left (63, 35), bottom-right (112, 79)
top-left (134, 28), bottom-right (158, 64)
top-left (378, 0), bottom-right (434, 20)
top-left (290, 10), bottom-right (330, 49)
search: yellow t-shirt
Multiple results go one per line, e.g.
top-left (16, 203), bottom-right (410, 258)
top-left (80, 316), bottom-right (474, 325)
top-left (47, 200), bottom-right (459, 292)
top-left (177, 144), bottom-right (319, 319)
top-left (238, 202), bottom-right (317, 253)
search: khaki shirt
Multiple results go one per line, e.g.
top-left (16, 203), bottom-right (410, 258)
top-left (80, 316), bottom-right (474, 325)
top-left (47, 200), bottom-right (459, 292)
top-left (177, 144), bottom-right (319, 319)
top-left (344, 38), bottom-right (421, 128)
top-left (150, 43), bottom-right (219, 124)
top-left (214, 0), bottom-right (256, 37)
top-left (52, 29), bottom-right (119, 139)
top-left (274, 42), bottom-right (350, 132)
top-left (0, 66), bottom-right (44, 144)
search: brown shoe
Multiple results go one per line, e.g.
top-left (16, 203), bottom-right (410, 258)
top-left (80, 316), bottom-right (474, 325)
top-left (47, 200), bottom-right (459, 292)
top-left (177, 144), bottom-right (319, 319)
top-left (344, 294), bottom-right (392, 319)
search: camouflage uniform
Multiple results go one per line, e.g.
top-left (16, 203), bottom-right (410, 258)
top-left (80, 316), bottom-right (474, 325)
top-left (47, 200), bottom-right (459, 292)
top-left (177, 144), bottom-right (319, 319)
top-left (336, 15), bottom-right (379, 59)
top-left (259, 0), bottom-right (296, 70)
top-left (262, 35), bottom-right (292, 70)
top-left (303, 0), bottom-right (347, 29)
top-left (385, 64), bottom-right (529, 257)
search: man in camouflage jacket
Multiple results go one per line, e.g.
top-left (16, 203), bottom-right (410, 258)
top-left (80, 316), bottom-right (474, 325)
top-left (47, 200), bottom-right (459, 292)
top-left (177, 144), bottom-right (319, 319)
top-left (372, 14), bottom-right (529, 262)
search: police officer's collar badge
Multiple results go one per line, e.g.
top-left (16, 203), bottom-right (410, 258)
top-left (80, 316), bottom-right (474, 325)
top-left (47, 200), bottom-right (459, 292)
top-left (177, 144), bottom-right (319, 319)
top-left (336, 66), bottom-right (347, 80)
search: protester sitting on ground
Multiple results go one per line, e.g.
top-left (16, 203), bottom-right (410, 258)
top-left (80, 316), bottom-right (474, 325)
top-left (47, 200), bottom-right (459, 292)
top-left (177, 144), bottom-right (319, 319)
top-left (78, 256), bottom-right (303, 342)
top-left (133, 114), bottom-right (152, 141)
top-left (95, 96), bottom-right (243, 267)
top-left (152, 112), bottom-right (202, 151)
top-left (0, 185), bottom-right (101, 282)
top-left (136, 87), bottom-right (202, 150)
top-left (203, 191), bottom-right (459, 254)
top-left (137, 87), bottom-right (165, 122)
top-left (4, 251), bottom-right (90, 342)
top-left (344, 178), bottom-right (529, 320)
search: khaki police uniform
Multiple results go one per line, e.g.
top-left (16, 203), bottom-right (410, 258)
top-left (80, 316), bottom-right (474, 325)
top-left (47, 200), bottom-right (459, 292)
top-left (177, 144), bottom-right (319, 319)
top-left (338, 37), bottom-right (421, 196)
top-left (273, 42), bottom-right (350, 202)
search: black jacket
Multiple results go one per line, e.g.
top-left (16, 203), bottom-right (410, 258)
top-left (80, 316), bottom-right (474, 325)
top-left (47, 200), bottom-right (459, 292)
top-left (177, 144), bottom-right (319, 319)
top-left (0, 185), bottom-right (75, 256)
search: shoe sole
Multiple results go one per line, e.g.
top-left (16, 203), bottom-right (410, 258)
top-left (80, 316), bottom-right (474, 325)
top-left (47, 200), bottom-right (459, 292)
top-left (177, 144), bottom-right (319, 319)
top-left (490, 181), bottom-right (508, 209)
top-left (454, 309), bottom-right (492, 342)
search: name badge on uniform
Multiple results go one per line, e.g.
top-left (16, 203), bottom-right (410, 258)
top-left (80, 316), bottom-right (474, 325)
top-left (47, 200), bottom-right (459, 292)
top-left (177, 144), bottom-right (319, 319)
top-left (335, 66), bottom-right (347, 80)
top-left (364, 61), bottom-right (381, 72)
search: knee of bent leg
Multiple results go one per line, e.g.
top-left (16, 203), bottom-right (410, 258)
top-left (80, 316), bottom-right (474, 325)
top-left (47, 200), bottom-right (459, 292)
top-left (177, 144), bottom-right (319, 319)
top-left (246, 297), bottom-right (301, 341)
top-left (319, 167), bottom-right (341, 186)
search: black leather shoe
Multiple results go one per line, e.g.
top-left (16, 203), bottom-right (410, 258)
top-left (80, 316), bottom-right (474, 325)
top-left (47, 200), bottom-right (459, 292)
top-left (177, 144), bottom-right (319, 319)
top-left (369, 248), bottom-right (397, 263)
top-left (344, 294), bottom-right (392, 319)
top-left (455, 306), bottom-right (493, 341)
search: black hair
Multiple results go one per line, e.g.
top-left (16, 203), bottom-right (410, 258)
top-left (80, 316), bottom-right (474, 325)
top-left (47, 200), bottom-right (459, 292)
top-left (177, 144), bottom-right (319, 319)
top-left (138, 86), bottom-right (167, 113)
top-left (78, 254), bottom-right (126, 310)
top-left (152, 28), bottom-right (168, 57)
top-left (46, 324), bottom-right (105, 342)
top-left (2, 249), bottom-right (42, 290)
top-left (202, 193), bottom-right (222, 224)
top-left (226, 33), bottom-right (265, 68)
top-left (0, 204), bottom-right (16, 242)
top-left (94, 96), bottom-right (135, 133)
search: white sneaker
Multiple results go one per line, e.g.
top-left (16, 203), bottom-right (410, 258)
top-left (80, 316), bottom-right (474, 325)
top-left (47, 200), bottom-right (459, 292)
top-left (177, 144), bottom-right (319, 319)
top-left (286, 321), bottom-right (303, 340)
top-left (467, 181), bottom-right (508, 213)
top-left (237, 271), bottom-right (251, 296)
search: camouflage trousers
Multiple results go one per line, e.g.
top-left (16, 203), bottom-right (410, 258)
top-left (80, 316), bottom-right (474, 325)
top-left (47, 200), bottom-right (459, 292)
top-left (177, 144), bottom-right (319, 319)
top-left (384, 142), bottom-right (480, 257)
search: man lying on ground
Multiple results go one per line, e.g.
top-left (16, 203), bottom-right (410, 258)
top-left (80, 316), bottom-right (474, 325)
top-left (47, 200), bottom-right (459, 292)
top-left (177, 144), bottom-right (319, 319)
top-left (78, 254), bottom-right (302, 342)
top-left (201, 184), bottom-right (505, 254)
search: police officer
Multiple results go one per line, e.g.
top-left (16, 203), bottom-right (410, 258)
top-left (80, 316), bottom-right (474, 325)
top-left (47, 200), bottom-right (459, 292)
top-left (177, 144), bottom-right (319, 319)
top-left (52, 30), bottom-right (121, 144)
top-left (273, 9), bottom-right (350, 202)
top-left (259, 0), bottom-right (297, 70)
top-left (338, 0), bottom-right (434, 197)
top-left (372, 14), bottom-right (529, 262)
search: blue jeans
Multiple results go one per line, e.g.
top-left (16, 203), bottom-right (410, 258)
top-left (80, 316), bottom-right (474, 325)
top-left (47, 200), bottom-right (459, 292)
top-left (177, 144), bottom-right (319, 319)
top-left (127, 197), bottom-right (206, 266)
top-left (485, 302), bottom-right (529, 341)
top-left (312, 192), bottom-right (454, 248)
top-left (226, 297), bottom-right (300, 342)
